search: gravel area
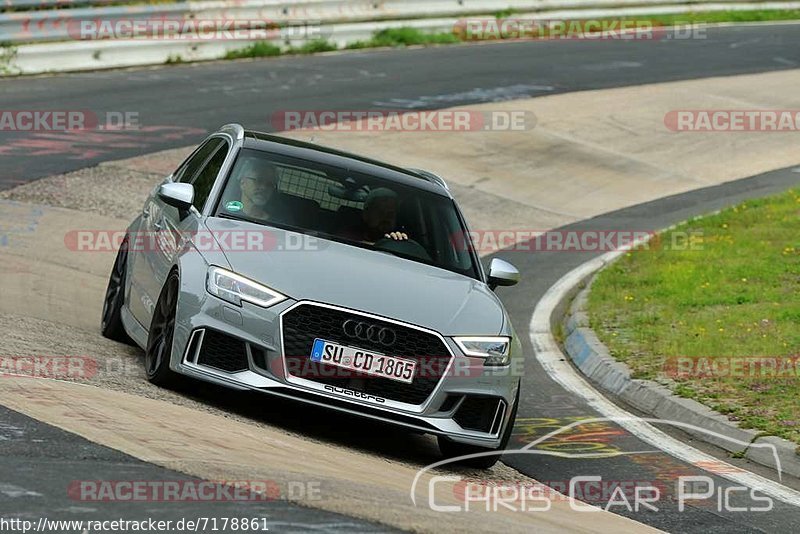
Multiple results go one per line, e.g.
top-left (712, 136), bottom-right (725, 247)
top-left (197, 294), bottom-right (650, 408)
top-left (0, 165), bottom-right (162, 220)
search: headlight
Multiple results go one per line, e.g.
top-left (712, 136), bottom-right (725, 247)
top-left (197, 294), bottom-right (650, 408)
top-left (206, 266), bottom-right (287, 308)
top-left (453, 336), bottom-right (511, 366)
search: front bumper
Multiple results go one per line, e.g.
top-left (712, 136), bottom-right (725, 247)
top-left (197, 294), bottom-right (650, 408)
top-left (170, 289), bottom-right (519, 448)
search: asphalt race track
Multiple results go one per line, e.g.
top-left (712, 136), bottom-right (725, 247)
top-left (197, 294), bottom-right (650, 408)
top-left (2, 22), bottom-right (800, 533)
top-left (0, 406), bottom-right (395, 532)
top-left (0, 23), bottom-right (799, 186)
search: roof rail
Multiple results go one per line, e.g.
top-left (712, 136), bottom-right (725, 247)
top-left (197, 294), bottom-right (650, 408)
top-left (219, 123), bottom-right (245, 141)
top-left (409, 168), bottom-right (449, 191)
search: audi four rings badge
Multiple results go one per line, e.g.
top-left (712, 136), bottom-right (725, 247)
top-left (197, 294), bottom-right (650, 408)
top-left (342, 319), bottom-right (397, 346)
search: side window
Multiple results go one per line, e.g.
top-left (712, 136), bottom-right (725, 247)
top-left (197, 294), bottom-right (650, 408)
top-left (174, 138), bottom-right (224, 183)
top-left (191, 141), bottom-right (230, 210)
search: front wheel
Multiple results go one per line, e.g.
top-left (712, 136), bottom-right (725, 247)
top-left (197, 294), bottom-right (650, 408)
top-left (438, 385), bottom-right (520, 469)
top-left (144, 271), bottom-right (181, 387)
top-left (101, 240), bottom-right (133, 344)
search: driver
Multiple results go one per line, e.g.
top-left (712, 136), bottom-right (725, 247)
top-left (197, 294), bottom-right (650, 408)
top-left (349, 187), bottom-right (409, 244)
top-left (237, 158), bottom-right (285, 221)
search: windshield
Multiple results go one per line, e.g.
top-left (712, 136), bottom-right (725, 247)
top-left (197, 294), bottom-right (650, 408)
top-left (212, 148), bottom-right (481, 280)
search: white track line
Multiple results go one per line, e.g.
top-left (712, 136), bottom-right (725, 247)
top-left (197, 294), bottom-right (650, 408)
top-left (530, 250), bottom-right (800, 507)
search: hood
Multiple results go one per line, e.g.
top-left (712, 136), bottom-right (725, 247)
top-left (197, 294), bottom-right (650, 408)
top-left (204, 218), bottom-right (504, 335)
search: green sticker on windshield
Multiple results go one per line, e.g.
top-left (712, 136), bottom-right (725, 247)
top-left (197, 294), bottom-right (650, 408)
top-left (225, 201), bottom-right (243, 212)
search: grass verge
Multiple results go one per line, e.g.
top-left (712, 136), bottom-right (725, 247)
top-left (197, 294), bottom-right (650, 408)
top-left (645, 9), bottom-right (800, 24)
top-left (345, 27), bottom-right (461, 49)
top-left (588, 188), bottom-right (800, 443)
top-left (224, 42), bottom-right (282, 60)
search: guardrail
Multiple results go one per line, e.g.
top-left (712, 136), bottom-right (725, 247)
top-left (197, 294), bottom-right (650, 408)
top-left (0, 0), bottom-right (485, 44)
top-left (2, 0), bottom-right (144, 10)
top-left (2, 0), bottom-right (799, 75)
top-left (1, 4), bottom-right (190, 43)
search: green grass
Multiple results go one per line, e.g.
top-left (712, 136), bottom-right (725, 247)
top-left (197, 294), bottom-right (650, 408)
top-left (288, 39), bottom-right (339, 54)
top-left (588, 188), bottom-right (800, 443)
top-left (223, 41), bottom-right (281, 60)
top-left (494, 8), bottom-right (522, 19)
top-left (224, 39), bottom-right (336, 61)
top-left (0, 44), bottom-right (17, 75)
top-left (345, 27), bottom-right (460, 49)
top-left (646, 9), bottom-right (800, 24)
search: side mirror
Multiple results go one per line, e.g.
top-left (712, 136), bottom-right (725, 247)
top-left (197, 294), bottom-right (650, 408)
top-left (487, 258), bottom-right (520, 290)
top-left (158, 183), bottom-right (194, 219)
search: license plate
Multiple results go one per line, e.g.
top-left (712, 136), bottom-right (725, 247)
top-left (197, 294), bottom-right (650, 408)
top-left (310, 338), bottom-right (416, 384)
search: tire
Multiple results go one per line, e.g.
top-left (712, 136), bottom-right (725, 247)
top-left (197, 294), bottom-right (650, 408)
top-left (438, 385), bottom-right (520, 469)
top-left (144, 271), bottom-right (181, 387)
top-left (101, 241), bottom-right (133, 344)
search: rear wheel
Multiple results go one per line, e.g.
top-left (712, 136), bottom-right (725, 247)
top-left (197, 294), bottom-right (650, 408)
top-left (101, 241), bottom-right (133, 344)
top-left (145, 271), bottom-right (181, 387)
top-left (438, 385), bottom-right (520, 469)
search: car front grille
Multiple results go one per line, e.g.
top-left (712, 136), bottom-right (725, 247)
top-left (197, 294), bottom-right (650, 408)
top-left (281, 303), bottom-right (452, 405)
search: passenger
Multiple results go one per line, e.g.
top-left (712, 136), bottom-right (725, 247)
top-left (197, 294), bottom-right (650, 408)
top-left (346, 187), bottom-right (409, 244)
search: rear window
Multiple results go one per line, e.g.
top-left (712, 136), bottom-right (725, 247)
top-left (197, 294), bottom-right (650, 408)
top-left (276, 164), bottom-right (362, 212)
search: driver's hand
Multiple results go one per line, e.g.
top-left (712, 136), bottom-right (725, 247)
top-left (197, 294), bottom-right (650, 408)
top-left (385, 231), bottom-right (409, 241)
